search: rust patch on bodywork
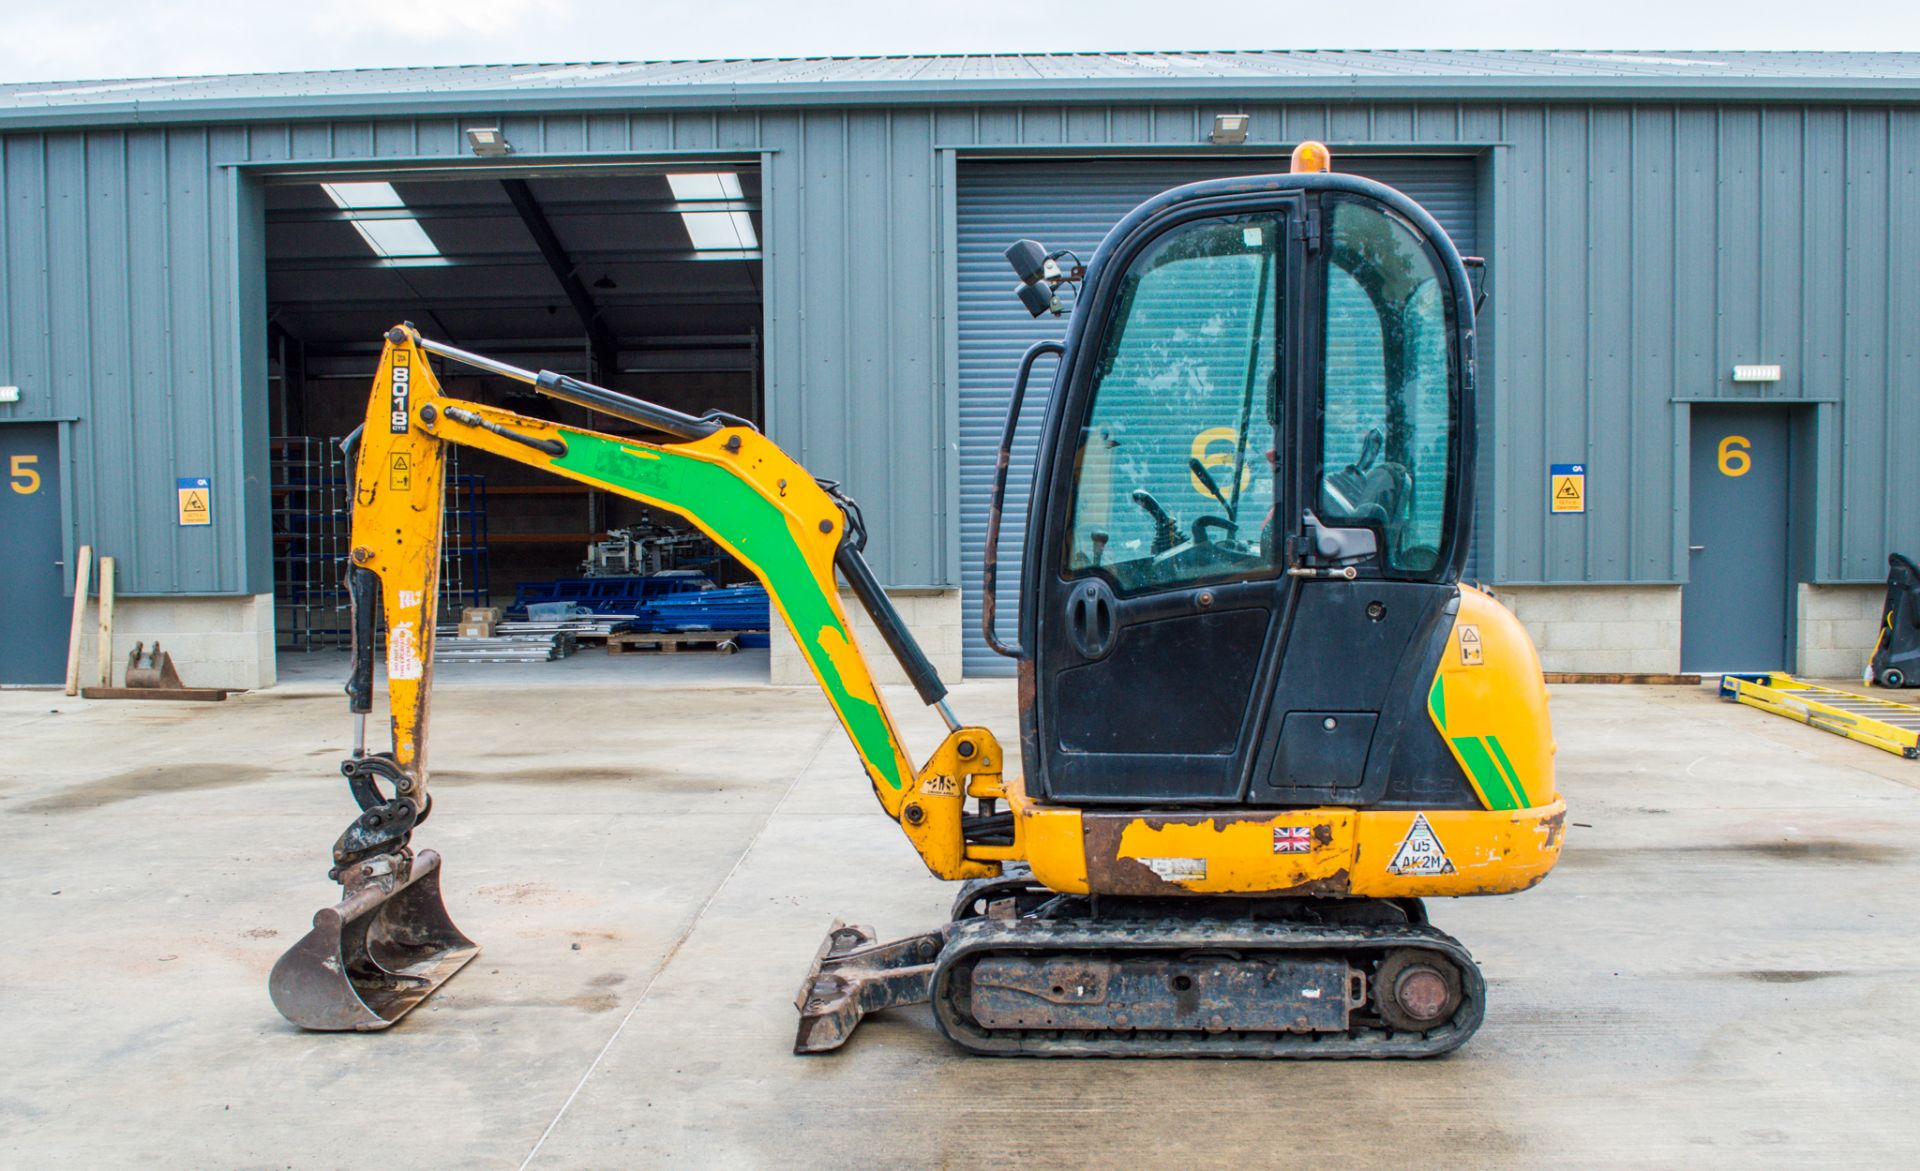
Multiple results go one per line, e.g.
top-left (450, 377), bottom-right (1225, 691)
top-left (1539, 808), bottom-right (1567, 850)
top-left (1240, 868), bottom-right (1353, 897)
top-left (1086, 851), bottom-right (1197, 896)
top-left (1081, 812), bottom-right (1353, 896)
top-left (1081, 814), bottom-right (1201, 894)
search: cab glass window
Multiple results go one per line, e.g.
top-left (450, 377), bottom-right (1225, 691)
top-left (1319, 199), bottom-right (1454, 573)
top-left (1063, 216), bottom-right (1284, 595)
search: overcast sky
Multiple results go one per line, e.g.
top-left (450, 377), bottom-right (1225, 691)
top-left (2, 0), bottom-right (1913, 84)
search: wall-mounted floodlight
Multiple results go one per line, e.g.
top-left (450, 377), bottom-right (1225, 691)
top-left (1210, 113), bottom-right (1250, 145)
top-left (466, 127), bottom-right (513, 157)
top-left (1733, 364), bottom-right (1782, 383)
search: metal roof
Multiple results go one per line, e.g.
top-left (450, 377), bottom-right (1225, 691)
top-left (5, 50), bottom-right (1920, 128)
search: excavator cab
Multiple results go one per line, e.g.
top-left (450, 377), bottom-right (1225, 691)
top-left (1017, 173), bottom-right (1478, 812)
top-left (271, 145), bottom-right (1562, 1056)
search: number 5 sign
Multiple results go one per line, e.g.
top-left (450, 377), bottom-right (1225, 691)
top-left (1717, 435), bottom-right (1752, 478)
top-left (8, 453), bottom-right (39, 494)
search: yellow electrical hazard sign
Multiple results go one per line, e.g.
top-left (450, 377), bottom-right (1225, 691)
top-left (177, 476), bottom-right (211, 526)
top-left (1550, 463), bottom-right (1585, 514)
top-left (389, 452), bottom-right (412, 491)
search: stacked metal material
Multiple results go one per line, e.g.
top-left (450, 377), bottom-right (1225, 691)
top-left (494, 617), bottom-right (634, 638)
top-left (431, 632), bottom-right (580, 663)
top-left (632, 585), bottom-right (771, 633)
top-left (507, 573), bottom-right (711, 615)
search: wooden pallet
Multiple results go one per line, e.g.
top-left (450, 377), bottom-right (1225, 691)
top-left (1543, 672), bottom-right (1703, 685)
top-left (81, 686), bottom-right (231, 702)
top-left (606, 629), bottom-right (745, 655)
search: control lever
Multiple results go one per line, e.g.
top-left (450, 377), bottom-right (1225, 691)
top-left (1353, 429), bottom-right (1384, 475)
top-left (1131, 490), bottom-right (1183, 555)
top-left (1192, 516), bottom-right (1237, 544)
top-left (1188, 458), bottom-right (1233, 516)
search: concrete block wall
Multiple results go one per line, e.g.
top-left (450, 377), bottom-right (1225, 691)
top-left (1796, 583), bottom-right (1883, 679)
top-left (1489, 585), bottom-right (1683, 674)
top-left (72, 594), bottom-right (276, 692)
top-left (769, 589), bottom-right (962, 687)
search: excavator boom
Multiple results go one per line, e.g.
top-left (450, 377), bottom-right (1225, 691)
top-left (270, 326), bottom-right (1003, 1031)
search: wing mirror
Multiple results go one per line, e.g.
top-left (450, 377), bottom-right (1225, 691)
top-left (1005, 238), bottom-right (1052, 284)
top-left (1005, 238), bottom-right (1085, 318)
top-left (1015, 280), bottom-right (1058, 318)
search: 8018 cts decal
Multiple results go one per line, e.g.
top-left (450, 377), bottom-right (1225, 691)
top-left (389, 349), bottom-right (411, 433)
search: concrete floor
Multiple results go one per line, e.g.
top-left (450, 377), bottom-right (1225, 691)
top-left (3, 664), bottom-right (1919, 1168)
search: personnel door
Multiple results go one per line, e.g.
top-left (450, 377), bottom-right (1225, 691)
top-left (1, 424), bottom-right (66, 684)
top-left (1682, 406), bottom-right (1792, 672)
top-left (1032, 203), bottom-right (1301, 803)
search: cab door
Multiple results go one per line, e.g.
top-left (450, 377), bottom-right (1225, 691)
top-left (1030, 200), bottom-right (1303, 804)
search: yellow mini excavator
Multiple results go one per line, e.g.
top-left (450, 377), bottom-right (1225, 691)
top-left (270, 144), bottom-right (1564, 1057)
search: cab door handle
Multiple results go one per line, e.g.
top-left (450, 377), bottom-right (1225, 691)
top-left (1065, 579), bottom-right (1118, 661)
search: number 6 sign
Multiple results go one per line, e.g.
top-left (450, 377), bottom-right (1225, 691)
top-left (1717, 435), bottom-right (1751, 478)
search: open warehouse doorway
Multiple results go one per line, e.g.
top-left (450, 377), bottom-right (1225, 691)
top-left (262, 165), bottom-right (765, 666)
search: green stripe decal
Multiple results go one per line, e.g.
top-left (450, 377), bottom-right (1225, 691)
top-left (1486, 734), bottom-right (1531, 808)
top-left (1452, 735), bottom-right (1520, 811)
top-left (1428, 674), bottom-right (1447, 731)
top-left (554, 432), bottom-right (906, 790)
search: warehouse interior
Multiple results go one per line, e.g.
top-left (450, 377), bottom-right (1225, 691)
top-left (262, 167), bottom-right (765, 657)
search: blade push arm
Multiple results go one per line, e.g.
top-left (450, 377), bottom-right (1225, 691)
top-left (347, 326), bottom-right (1006, 880)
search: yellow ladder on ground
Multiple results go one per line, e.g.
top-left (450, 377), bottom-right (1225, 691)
top-left (1720, 673), bottom-right (1920, 759)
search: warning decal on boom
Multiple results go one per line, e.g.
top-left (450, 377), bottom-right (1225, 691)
top-left (1387, 813), bottom-right (1456, 876)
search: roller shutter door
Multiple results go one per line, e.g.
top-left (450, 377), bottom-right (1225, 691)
top-left (957, 157), bottom-right (1480, 675)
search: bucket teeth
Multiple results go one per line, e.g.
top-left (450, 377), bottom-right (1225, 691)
top-left (269, 849), bottom-right (478, 1031)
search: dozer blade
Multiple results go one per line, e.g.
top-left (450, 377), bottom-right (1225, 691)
top-left (793, 920), bottom-right (946, 1053)
top-left (270, 849), bottom-right (478, 1031)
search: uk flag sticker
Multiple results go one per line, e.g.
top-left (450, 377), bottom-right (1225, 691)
top-left (1273, 825), bottom-right (1313, 854)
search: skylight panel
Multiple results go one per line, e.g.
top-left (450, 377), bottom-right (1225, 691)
top-left (352, 218), bottom-right (441, 258)
top-left (665, 172), bottom-right (755, 251)
top-left (667, 172), bottom-right (744, 201)
top-left (321, 181), bottom-right (442, 259)
top-left (322, 182), bottom-right (407, 210)
top-left (680, 210), bottom-right (759, 251)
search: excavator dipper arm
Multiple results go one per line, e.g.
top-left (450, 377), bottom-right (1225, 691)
top-left (270, 326), bottom-right (1002, 1031)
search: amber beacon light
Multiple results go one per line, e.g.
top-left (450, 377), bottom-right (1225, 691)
top-left (1290, 140), bottom-right (1333, 173)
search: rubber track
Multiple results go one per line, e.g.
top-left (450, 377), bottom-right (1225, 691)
top-left (930, 916), bottom-right (1484, 1058)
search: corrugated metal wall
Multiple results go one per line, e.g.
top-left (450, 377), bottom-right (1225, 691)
top-left (1, 128), bottom-right (268, 594)
top-left (0, 101), bottom-right (1915, 598)
top-left (1490, 104), bottom-right (1920, 584)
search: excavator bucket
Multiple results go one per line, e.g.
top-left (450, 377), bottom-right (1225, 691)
top-left (269, 850), bottom-right (477, 1031)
